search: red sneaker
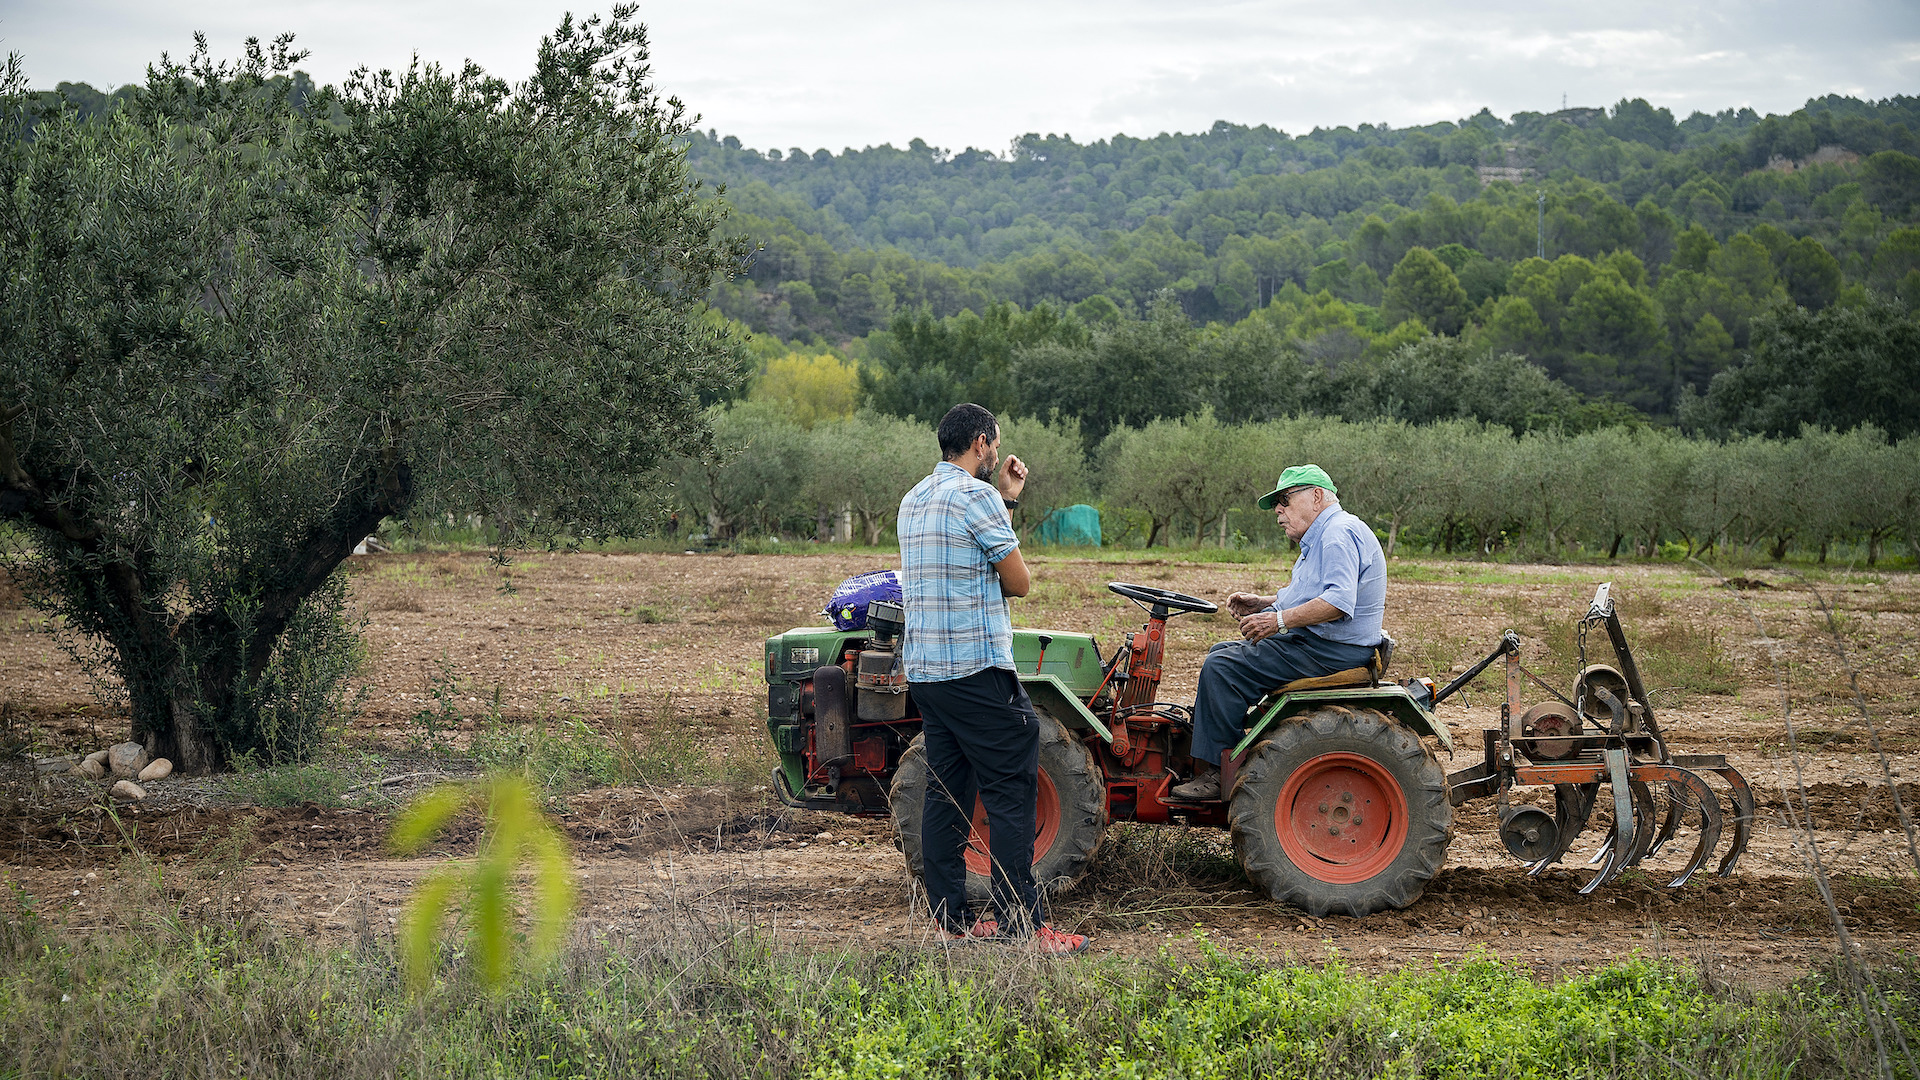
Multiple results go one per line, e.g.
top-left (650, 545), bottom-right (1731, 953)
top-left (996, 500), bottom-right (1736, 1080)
top-left (1029, 925), bottom-right (1089, 955)
top-left (940, 918), bottom-right (999, 942)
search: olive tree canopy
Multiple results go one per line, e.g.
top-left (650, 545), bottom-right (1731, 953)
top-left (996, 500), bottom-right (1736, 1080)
top-left (0, 9), bottom-right (748, 772)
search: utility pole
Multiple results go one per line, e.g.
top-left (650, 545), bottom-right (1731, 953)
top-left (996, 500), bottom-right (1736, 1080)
top-left (1537, 192), bottom-right (1546, 260)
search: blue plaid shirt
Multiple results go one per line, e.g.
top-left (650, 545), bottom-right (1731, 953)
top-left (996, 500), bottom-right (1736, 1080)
top-left (898, 462), bottom-right (1020, 682)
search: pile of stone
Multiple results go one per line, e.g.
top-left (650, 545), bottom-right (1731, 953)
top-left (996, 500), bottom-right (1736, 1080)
top-left (69, 742), bottom-right (173, 800)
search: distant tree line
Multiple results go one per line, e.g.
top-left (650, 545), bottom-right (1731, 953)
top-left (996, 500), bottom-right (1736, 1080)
top-left (674, 404), bottom-right (1920, 566)
top-left (840, 290), bottom-right (1916, 444)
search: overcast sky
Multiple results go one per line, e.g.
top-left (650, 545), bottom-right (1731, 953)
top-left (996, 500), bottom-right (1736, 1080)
top-left (6, 1), bottom-right (1916, 155)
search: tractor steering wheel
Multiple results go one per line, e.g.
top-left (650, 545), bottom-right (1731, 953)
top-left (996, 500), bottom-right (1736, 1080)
top-left (1108, 581), bottom-right (1219, 617)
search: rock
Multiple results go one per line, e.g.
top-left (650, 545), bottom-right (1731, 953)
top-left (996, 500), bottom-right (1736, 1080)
top-left (70, 757), bottom-right (107, 780)
top-left (32, 753), bottom-right (81, 774)
top-left (111, 779), bottom-right (147, 800)
top-left (107, 742), bottom-right (149, 779)
top-left (85, 749), bottom-right (110, 766)
top-left (138, 758), bottom-right (174, 782)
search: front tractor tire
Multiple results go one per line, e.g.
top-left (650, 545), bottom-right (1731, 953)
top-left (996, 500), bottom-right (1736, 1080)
top-left (890, 709), bottom-right (1107, 904)
top-left (1230, 707), bottom-right (1451, 917)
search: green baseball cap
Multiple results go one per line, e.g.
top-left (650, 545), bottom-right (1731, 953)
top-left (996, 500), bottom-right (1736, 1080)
top-left (1257, 464), bottom-right (1338, 510)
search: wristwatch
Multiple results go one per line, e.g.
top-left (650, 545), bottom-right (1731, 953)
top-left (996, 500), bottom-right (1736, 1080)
top-left (1002, 497), bottom-right (1019, 510)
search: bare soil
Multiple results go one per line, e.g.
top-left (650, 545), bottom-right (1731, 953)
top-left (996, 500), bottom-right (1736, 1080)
top-left (4, 551), bottom-right (1917, 987)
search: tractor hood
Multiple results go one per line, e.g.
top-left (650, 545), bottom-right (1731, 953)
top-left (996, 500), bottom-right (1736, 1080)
top-left (765, 626), bottom-right (1104, 696)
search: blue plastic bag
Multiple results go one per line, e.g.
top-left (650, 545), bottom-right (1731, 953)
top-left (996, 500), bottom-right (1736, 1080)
top-left (824, 570), bottom-right (902, 631)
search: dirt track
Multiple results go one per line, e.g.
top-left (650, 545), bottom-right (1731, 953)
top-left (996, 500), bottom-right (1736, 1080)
top-left (4, 551), bottom-right (1917, 986)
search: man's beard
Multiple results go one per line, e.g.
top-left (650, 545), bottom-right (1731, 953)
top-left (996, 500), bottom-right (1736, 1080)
top-left (973, 457), bottom-right (995, 482)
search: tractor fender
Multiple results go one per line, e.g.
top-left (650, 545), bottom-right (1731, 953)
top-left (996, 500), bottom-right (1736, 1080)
top-left (1233, 685), bottom-right (1452, 758)
top-left (1018, 673), bottom-right (1112, 742)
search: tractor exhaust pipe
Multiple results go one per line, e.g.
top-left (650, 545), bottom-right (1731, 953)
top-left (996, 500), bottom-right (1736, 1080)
top-left (813, 665), bottom-right (853, 767)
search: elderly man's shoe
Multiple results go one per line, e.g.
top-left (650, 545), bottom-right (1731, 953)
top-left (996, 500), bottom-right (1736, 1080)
top-left (1169, 772), bottom-right (1221, 801)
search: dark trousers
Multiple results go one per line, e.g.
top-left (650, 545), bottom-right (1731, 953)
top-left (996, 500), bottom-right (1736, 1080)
top-left (1190, 631), bottom-right (1379, 763)
top-left (912, 666), bottom-right (1043, 936)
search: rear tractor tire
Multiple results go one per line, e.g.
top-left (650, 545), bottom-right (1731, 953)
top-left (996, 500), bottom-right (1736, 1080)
top-left (890, 708), bottom-right (1107, 904)
top-left (1230, 707), bottom-right (1451, 917)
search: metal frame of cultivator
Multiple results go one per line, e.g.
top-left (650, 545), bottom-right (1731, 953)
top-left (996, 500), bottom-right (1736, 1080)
top-left (1441, 583), bottom-right (1755, 891)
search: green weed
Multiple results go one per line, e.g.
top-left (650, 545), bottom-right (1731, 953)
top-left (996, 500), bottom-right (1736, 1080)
top-left (228, 756), bottom-right (351, 808)
top-left (470, 714), bottom-right (623, 797)
top-left (406, 655), bottom-right (469, 757)
top-left (1402, 629), bottom-right (1479, 679)
top-left (1636, 622), bottom-right (1740, 702)
top-left (391, 776), bottom-right (573, 993)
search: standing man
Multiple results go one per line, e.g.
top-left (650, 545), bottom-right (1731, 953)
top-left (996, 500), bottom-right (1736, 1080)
top-left (897, 403), bottom-right (1089, 954)
top-left (1171, 465), bottom-right (1387, 801)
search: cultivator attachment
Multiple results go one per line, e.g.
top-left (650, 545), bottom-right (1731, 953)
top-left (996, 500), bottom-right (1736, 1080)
top-left (1444, 584), bottom-right (1753, 891)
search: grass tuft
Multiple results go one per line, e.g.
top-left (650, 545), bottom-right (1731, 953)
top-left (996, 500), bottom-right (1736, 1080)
top-left (229, 756), bottom-right (351, 808)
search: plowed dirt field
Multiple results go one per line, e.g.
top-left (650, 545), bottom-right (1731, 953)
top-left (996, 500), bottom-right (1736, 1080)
top-left (4, 550), bottom-right (1916, 987)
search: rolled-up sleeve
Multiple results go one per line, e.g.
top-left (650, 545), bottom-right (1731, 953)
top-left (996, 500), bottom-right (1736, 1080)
top-left (965, 489), bottom-right (1019, 564)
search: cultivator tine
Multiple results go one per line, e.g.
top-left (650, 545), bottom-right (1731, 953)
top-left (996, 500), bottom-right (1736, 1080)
top-left (1579, 838), bottom-right (1625, 894)
top-left (1670, 755), bottom-right (1756, 877)
top-left (1581, 781), bottom-right (1654, 870)
top-left (1579, 749), bottom-right (1637, 894)
top-left (1529, 783), bottom-right (1596, 876)
top-left (1658, 767), bottom-right (1723, 888)
top-left (1625, 779), bottom-right (1659, 867)
top-left (1648, 781), bottom-right (1686, 859)
top-left (1711, 766), bottom-right (1755, 876)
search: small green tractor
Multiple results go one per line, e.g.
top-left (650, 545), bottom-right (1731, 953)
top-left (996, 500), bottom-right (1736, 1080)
top-left (765, 581), bottom-right (1751, 917)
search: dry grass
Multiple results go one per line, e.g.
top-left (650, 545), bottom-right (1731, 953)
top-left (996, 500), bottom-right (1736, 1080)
top-left (369, 592), bottom-right (427, 613)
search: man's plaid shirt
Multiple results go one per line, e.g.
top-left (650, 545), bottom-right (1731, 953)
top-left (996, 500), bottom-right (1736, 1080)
top-left (898, 461), bottom-right (1020, 683)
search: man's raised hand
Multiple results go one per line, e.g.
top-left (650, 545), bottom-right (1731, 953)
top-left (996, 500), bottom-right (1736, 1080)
top-left (999, 454), bottom-right (1029, 501)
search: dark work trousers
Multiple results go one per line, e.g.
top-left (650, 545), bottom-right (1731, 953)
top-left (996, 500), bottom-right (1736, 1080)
top-left (1190, 631), bottom-right (1379, 763)
top-left (911, 666), bottom-right (1044, 936)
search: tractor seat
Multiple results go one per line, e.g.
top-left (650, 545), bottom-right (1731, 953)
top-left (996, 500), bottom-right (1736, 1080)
top-left (1266, 636), bottom-right (1394, 695)
top-left (1272, 667), bottom-right (1373, 693)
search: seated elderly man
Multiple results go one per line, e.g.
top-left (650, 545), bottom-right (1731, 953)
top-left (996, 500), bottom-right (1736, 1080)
top-left (1170, 464), bottom-right (1386, 801)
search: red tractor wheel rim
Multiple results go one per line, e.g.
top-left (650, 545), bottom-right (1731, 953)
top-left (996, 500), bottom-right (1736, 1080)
top-left (1274, 752), bottom-right (1408, 884)
top-left (965, 770), bottom-right (1061, 876)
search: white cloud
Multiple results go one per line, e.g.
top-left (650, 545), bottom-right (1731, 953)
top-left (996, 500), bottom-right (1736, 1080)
top-left (2, 0), bottom-right (1914, 151)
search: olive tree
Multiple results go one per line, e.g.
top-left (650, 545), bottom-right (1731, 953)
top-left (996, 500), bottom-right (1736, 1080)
top-left (805, 411), bottom-right (937, 544)
top-left (0, 12), bottom-right (747, 772)
top-left (997, 414), bottom-right (1089, 535)
top-left (673, 403), bottom-right (814, 541)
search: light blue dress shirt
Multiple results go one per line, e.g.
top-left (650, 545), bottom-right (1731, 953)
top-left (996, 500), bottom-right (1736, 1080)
top-left (1269, 505), bottom-right (1386, 647)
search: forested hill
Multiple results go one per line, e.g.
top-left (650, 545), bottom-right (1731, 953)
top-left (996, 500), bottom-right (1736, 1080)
top-left (693, 95), bottom-right (1920, 422)
top-left (26, 76), bottom-right (1920, 431)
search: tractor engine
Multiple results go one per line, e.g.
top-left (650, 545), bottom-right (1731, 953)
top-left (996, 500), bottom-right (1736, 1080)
top-left (854, 601), bottom-right (909, 721)
top-left (798, 600), bottom-right (911, 813)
